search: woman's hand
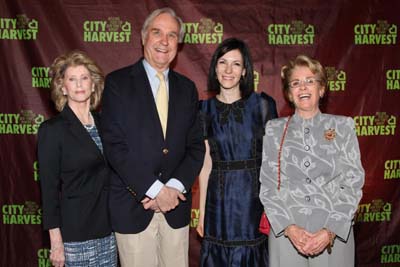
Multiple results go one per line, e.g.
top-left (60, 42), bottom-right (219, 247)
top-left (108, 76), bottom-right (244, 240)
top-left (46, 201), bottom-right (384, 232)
top-left (302, 228), bottom-right (333, 256)
top-left (196, 208), bottom-right (205, 237)
top-left (50, 245), bottom-right (65, 267)
top-left (49, 228), bottom-right (65, 267)
top-left (196, 220), bottom-right (204, 237)
top-left (284, 225), bottom-right (312, 255)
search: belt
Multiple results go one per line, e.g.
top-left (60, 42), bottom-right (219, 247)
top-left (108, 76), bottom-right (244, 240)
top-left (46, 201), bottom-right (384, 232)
top-left (204, 235), bottom-right (267, 247)
top-left (212, 158), bottom-right (262, 170)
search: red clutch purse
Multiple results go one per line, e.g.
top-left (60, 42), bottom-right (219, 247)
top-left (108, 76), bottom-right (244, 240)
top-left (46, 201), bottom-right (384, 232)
top-left (259, 212), bottom-right (270, 235)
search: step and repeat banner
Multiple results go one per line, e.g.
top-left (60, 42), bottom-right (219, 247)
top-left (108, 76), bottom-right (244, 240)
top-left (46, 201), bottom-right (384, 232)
top-left (1, 0), bottom-right (399, 266)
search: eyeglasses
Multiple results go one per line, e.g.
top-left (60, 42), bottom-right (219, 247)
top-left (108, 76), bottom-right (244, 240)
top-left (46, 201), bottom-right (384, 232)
top-left (288, 77), bottom-right (320, 89)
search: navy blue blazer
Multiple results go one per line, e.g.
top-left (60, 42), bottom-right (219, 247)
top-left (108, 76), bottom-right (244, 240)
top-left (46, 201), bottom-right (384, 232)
top-left (101, 59), bottom-right (205, 233)
top-left (38, 105), bottom-right (112, 242)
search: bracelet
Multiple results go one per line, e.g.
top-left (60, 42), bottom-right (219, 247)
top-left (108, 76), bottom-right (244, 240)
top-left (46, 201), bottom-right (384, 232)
top-left (323, 228), bottom-right (336, 254)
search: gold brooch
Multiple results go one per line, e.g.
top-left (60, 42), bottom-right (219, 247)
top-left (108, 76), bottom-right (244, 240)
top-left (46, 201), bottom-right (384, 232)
top-left (324, 128), bottom-right (336, 141)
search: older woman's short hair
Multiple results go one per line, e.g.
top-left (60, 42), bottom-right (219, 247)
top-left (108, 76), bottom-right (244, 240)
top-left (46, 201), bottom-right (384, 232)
top-left (281, 55), bottom-right (327, 101)
top-left (49, 50), bottom-right (104, 112)
top-left (141, 7), bottom-right (185, 43)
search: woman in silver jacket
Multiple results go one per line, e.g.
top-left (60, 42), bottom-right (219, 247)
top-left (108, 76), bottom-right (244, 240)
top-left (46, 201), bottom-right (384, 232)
top-left (259, 55), bottom-right (364, 267)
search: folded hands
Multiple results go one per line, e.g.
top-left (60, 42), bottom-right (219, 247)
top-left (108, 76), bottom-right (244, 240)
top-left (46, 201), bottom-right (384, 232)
top-left (141, 186), bottom-right (186, 213)
top-left (284, 225), bottom-right (335, 256)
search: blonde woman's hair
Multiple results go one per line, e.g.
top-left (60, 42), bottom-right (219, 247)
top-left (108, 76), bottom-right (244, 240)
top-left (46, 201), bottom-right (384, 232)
top-left (49, 50), bottom-right (104, 112)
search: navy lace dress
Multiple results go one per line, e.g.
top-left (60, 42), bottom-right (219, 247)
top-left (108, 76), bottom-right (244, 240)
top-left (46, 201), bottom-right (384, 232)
top-left (199, 92), bottom-right (277, 267)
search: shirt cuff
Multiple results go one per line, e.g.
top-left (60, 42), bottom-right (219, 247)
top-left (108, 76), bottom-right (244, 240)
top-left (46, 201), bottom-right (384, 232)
top-left (166, 178), bottom-right (186, 193)
top-left (145, 180), bottom-right (164, 199)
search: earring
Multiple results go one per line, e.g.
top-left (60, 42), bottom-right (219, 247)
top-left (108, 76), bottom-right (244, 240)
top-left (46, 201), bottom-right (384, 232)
top-left (92, 84), bottom-right (95, 92)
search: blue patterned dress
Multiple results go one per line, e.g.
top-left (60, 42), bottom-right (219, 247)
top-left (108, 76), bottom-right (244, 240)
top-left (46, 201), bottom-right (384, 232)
top-left (199, 92), bottom-right (277, 267)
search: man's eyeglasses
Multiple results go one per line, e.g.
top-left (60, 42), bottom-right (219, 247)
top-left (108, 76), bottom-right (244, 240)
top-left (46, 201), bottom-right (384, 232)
top-left (288, 77), bottom-right (320, 89)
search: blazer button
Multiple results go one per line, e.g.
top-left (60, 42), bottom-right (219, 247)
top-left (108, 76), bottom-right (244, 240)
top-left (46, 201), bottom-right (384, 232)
top-left (305, 196), bottom-right (311, 202)
top-left (306, 177), bottom-right (311, 183)
top-left (304, 161), bottom-right (310, 167)
top-left (162, 148), bottom-right (169, 155)
top-left (304, 127), bottom-right (310, 134)
top-left (304, 145), bottom-right (310, 151)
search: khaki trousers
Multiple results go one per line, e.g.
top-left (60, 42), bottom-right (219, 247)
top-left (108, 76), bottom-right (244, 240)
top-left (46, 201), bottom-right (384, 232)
top-left (115, 213), bottom-right (189, 267)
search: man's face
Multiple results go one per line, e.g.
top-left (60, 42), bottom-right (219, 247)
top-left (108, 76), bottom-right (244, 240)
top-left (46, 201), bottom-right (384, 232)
top-left (143, 13), bottom-right (180, 72)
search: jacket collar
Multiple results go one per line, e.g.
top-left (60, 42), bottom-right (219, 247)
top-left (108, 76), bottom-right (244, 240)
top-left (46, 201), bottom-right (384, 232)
top-left (60, 105), bottom-right (104, 157)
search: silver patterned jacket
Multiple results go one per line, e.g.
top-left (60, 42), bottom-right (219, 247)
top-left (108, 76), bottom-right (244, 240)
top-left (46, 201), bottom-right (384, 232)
top-left (259, 112), bottom-right (364, 241)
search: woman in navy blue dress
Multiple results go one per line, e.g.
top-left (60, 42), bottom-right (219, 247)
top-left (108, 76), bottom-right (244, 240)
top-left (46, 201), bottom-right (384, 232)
top-left (197, 38), bottom-right (278, 266)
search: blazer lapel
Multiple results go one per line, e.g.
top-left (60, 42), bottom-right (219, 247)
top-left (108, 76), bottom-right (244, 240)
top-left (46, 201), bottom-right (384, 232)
top-left (131, 61), bottom-right (165, 141)
top-left (166, 71), bottom-right (180, 142)
top-left (61, 105), bottom-right (103, 157)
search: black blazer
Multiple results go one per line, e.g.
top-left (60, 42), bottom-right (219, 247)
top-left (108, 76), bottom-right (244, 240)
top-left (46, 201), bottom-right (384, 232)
top-left (101, 59), bottom-right (205, 233)
top-left (38, 105), bottom-right (112, 242)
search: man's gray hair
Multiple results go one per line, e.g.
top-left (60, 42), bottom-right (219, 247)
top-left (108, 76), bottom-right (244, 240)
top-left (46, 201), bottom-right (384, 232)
top-left (141, 7), bottom-right (185, 43)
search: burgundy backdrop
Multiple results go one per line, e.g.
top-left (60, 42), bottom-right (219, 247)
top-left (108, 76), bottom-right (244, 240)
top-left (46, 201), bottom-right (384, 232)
top-left (1, 0), bottom-right (399, 266)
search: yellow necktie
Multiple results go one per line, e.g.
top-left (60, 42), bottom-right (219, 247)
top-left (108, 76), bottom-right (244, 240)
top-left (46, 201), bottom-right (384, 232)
top-left (156, 72), bottom-right (168, 138)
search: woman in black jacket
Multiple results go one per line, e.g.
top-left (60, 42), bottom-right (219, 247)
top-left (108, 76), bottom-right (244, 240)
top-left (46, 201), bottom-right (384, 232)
top-left (38, 50), bottom-right (117, 267)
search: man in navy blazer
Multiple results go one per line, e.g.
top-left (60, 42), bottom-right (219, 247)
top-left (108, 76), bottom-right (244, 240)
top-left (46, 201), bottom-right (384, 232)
top-left (101, 7), bottom-right (205, 267)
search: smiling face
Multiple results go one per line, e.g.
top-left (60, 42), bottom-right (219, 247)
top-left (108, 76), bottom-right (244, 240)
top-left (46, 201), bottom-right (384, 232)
top-left (142, 13), bottom-right (179, 72)
top-left (215, 49), bottom-right (246, 92)
top-left (288, 66), bottom-right (325, 118)
top-left (62, 65), bottom-right (93, 107)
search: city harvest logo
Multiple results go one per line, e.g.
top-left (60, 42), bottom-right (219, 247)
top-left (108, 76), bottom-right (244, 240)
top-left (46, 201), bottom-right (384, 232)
top-left (190, 208), bottom-right (199, 228)
top-left (381, 244), bottom-right (400, 264)
top-left (32, 66), bottom-right (50, 88)
top-left (83, 17), bottom-right (131, 42)
top-left (387, 69), bottom-right (400, 90)
top-left (267, 21), bottom-right (314, 45)
top-left (384, 159), bottom-right (400, 180)
top-left (183, 18), bottom-right (223, 44)
top-left (0, 110), bottom-right (44, 135)
top-left (2, 201), bottom-right (41, 225)
top-left (354, 20), bottom-right (397, 45)
top-left (0, 14), bottom-right (38, 40)
top-left (356, 199), bottom-right (391, 223)
top-left (354, 112), bottom-right (396, 136)
top-left (37, 248), bottom-right (51, 267)
top-left (325, 67), bottom-right (346, 91)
